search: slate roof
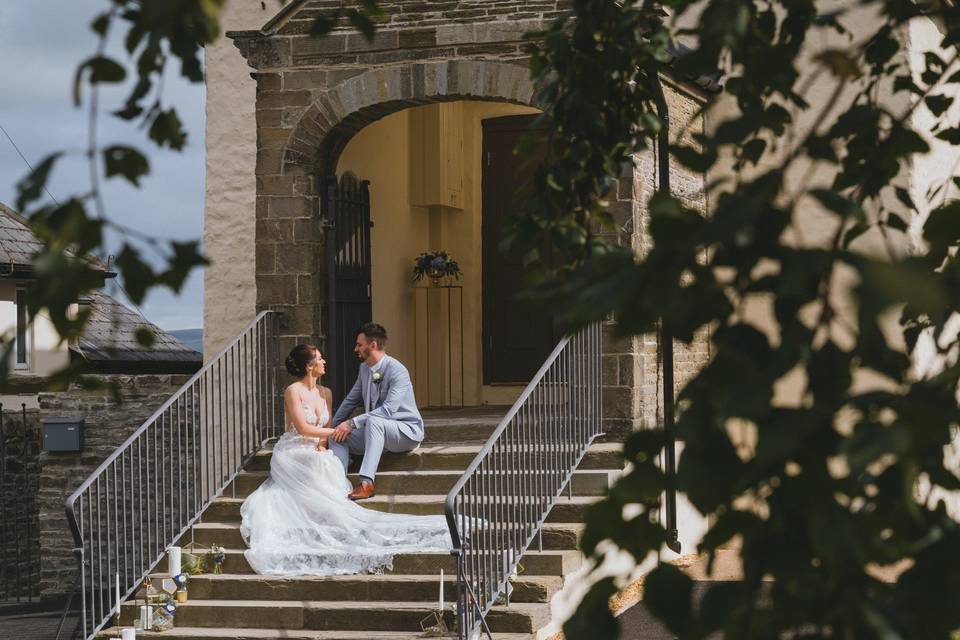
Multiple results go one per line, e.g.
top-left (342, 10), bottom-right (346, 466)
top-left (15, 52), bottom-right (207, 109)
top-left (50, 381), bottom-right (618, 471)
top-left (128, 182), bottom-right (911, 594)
top-left (72, 291), bottom-right (202, 373)
top-left (0, 202), bottom-right (201, 373)
top-left (0, 202), bottom-right (45, 269)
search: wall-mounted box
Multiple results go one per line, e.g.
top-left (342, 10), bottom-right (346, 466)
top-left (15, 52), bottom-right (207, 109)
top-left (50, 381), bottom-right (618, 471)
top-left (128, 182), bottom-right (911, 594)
top-left (42, 416), bottom-right (85, 452)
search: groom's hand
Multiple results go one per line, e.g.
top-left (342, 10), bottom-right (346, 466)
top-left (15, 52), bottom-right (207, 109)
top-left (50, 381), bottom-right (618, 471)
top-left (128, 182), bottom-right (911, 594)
top-left (332, 420), bottom-right (353, 443)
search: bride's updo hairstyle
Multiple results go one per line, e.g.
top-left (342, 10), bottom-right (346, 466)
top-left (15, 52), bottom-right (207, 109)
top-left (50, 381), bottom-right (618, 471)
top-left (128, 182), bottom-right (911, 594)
top-left (285, 344), bottom-right (318, 378)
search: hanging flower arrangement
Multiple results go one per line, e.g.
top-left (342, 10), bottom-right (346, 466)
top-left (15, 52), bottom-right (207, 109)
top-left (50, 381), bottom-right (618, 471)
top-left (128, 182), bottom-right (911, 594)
top-left (413, 250), bottom-right (462, 285)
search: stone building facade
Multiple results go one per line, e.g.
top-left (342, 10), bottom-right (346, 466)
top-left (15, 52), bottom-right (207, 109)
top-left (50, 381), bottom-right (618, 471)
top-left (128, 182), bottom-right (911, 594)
top-left (37, 375), bottom-right (188, 598)
top-left (212, 0), bottom-right (713, 442)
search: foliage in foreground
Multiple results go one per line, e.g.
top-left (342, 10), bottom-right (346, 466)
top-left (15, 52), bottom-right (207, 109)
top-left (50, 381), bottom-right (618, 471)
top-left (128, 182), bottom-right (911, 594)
top-left (10, 0), bottom-right (960, 636)
top-left (513, 1), bottom-right (960, 638)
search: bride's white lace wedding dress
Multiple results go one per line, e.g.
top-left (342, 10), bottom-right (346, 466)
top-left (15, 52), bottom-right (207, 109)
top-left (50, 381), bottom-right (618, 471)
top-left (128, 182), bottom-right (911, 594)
top-left (240, 399), bottom-right (452, 576)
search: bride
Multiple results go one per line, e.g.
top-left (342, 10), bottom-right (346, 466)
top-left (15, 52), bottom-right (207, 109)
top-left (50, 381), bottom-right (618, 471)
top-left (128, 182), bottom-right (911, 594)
top-left (240, 344), bottom-right (452, 576)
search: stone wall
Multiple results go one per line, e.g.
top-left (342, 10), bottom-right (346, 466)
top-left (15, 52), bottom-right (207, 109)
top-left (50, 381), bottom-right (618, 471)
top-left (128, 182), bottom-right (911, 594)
top-left (600, 79), bottom-right (712, 438)
top-left (225, 0), bottom-right (712, 436)
top-left (37, 375), bottom-right (188, 599)
top-left (0, 405), bottom-right (40, 601)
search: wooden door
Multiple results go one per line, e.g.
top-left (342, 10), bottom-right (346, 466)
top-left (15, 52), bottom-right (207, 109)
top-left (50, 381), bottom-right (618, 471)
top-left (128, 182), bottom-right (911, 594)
top-left (481, 115), bottom-right (556, 385)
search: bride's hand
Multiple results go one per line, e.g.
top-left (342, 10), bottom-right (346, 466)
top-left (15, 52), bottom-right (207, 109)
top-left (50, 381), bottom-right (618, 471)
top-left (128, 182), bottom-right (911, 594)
top-left (315, 439), bottom-right (328, 452)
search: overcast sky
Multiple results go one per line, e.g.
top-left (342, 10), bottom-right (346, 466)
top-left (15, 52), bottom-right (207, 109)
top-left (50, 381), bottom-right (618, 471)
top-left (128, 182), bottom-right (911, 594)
top-left (0, 1), bottom-right (205, 331)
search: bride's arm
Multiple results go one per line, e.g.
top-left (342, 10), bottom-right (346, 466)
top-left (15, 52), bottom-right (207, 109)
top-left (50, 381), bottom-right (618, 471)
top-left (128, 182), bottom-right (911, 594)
top-left (321, 387), bottom-right (335, 431)
top-left (315, 387), bottom-right (336, 451)
top-left (283, 387), bottom-right (333, 438)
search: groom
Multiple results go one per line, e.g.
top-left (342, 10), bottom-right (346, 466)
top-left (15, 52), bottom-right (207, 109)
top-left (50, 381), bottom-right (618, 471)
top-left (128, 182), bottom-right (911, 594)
top-left (330, 322), bottom-right (425, 500)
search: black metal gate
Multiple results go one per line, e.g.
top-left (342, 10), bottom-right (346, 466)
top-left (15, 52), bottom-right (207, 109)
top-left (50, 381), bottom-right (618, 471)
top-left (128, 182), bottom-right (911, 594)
top-left (324, 172), bottom-right (373, 403)
top-left (0, 403), bottom-right (40, 604)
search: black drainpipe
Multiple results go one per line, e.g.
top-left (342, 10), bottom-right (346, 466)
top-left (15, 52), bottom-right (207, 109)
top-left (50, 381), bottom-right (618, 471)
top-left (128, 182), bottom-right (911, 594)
top-left (649, 70), bottom-right (681, 554)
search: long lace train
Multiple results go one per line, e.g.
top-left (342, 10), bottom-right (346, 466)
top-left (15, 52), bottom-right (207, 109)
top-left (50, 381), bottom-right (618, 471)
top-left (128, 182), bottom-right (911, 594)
top-left (239, 401), bottom-right (451, 576)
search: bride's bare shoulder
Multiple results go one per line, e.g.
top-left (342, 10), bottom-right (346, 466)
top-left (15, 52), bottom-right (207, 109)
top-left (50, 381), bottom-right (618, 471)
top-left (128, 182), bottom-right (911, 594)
top-left (319, 385), bottom-right (333, 400)
top-left (284, 383), bottom-right (302, 398)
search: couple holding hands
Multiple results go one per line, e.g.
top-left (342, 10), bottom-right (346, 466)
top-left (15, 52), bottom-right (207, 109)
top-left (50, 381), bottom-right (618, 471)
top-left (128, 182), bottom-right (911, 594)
top-left (240, 322), bottom-right (451, 576)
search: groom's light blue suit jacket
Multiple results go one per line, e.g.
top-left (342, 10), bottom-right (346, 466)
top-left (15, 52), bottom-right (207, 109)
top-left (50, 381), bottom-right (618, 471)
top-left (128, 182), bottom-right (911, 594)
top-left (332, 355), bottom-right (425, 443)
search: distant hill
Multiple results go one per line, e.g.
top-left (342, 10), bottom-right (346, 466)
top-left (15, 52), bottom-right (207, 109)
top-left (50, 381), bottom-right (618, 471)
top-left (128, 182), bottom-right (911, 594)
top-left (169, 329), bottom-right (203, 354)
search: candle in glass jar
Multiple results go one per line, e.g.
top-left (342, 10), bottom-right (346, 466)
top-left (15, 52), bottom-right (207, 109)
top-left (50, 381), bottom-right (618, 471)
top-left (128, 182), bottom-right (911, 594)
top-left (139, 605), bottom-right (152, 630)
top-left (167, 546), bottom-right (181, 578)
top-left (121, 629), bottom-right (136, 640)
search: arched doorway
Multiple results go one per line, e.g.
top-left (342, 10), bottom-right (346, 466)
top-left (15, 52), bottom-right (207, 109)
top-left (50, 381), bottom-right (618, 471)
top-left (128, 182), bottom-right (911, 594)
top-left (330, 100), bottom-right (555, 406)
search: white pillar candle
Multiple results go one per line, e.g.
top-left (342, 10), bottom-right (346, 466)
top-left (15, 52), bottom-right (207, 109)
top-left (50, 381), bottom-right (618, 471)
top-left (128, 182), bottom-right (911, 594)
top-left (138, 605), bottom-right (152, 630)
top-left (115, 573), bottom-right (120, 616)
top-left (439, 569), bottom-right (444, 611)
top-left (121, 629), bottom-right (136, 640)
top-left (167, 546), bottom-right (181, 578)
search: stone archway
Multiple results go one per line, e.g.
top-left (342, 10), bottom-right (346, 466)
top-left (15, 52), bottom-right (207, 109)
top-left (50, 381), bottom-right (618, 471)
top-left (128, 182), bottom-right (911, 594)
top-left (282, 59), bottom-right (538, 175)
top-left (252, 58), bottom-right (539, 353)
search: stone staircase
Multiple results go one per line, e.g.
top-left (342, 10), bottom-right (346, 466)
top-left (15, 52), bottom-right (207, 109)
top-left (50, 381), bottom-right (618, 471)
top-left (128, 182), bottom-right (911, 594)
top-left (111, 407), bottom-right (621, 639)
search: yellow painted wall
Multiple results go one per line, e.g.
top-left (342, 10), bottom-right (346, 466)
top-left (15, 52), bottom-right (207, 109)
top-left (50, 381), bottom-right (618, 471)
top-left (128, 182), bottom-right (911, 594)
top-left (337, 100), bottom-right (539, 406)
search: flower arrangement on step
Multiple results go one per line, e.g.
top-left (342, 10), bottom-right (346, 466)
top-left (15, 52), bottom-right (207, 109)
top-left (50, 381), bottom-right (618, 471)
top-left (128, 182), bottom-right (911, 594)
top-left (413, 250), bottom-right (462, 286)
top-left (208, 544), bottom-right (226, 574)
top-left (176, 543), bottom-right (224, 575)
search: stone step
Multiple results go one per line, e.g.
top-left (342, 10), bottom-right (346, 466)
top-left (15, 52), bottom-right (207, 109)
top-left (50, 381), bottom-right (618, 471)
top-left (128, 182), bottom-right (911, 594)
top-left (100, 628), bottom-right (530, 639)
top-left (188, 522), bottom-right (584, 552)
top-left (120, 600), bottom-right (550, 634)
top-left (226, 469), bottom-right (615, 498)
top-left (244, 442), bottom-right (622, 473)
top-left (203, 495), bottom-right (596, 524)
top-left (177, 549), bottom-right (581, 577)
top-left (151, 574), bottom-right (560, 604)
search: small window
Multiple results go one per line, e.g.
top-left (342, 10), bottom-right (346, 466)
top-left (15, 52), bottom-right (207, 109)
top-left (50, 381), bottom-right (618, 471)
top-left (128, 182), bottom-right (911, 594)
top-left (15, 288), bottom-right (30, 370)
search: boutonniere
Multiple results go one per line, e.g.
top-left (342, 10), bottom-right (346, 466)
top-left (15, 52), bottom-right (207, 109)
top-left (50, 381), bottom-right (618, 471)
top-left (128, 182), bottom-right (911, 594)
top-left (372, 371), bottom-right (384, 385)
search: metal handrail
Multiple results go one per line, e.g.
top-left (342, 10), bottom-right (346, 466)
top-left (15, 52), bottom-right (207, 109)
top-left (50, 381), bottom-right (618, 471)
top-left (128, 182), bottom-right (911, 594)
top-left (64, 310), bottom-right (284, 639)
top-left (444, 322), bottom-right (603, 639)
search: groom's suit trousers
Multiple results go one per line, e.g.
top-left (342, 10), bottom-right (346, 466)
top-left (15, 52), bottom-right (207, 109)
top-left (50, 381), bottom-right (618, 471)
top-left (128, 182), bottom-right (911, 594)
top-left (329, 415), bottom-right (420, 482)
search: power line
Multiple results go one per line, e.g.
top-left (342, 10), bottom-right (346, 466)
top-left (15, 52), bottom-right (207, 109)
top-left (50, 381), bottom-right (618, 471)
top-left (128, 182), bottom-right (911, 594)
top-left (0, 121), bottom-right (152, 322)
top-left (0, 121), bottom-right (59, 205)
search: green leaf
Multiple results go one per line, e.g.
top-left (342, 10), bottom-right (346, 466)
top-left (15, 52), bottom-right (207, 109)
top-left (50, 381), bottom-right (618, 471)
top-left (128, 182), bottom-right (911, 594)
top-left (103, 145), bottom-right (150, 186)
top-left (115, 244), bottom-right (155, 304)
top-left (135, 327), bottom-right (156, 348)
top-left (73, 56), bottom-right (127, 105)
top-left (148, 109), bottom-right (187, 150)
top-left (925, 94), bottom-right (953, 117)
top-left (894, 186), bottom-right (914, 211)
top-left (90, 12), bottom-right (110, 37)
top-left (643, 564), bottom-right (693, 635)
top-left (157, 241), bottom-right (209, 292)
top-left (741, 138), bottom-right (767, 165)
top-left (562, 577), bottom-right (619, 639)
top-left (671, 145), bottom-right (715, 172)
top-left (934, 128), bottom-right (960, 144)
top-left (15, 153), bottom-right (61, 211)
top-left (816, 48), bottom-right (861, 78)
top-left (310, 14), bottom-right (340, 37)
top-left (810, 189), bottom-right (863, 220)
top-left (886, 212), bottom-right (908, 233)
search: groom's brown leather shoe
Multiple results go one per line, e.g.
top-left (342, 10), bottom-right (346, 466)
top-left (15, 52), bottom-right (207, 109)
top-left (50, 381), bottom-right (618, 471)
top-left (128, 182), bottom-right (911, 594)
top-left (348, 482), bottom-right (376, 501)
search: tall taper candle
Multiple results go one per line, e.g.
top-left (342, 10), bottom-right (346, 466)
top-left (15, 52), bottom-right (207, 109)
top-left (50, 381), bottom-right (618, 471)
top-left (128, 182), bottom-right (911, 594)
top-left (115, 573), bottom-right (120, 617)
top-left (167, 546), bottom-right (181, 578)
top-left (439, 569), bottom-right (444, 611)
